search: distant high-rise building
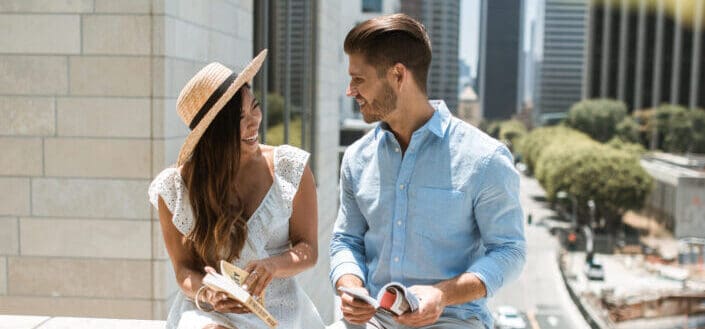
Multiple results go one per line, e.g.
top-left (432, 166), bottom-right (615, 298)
top-left (402, 0), bottom-right (461, 112)
top-left (478, 0), bottom-right (524, 120)
top-left (458, 58), bottom-right (472, 92)
top-left (535, 0), bottom-right (589, 120)
top-left (585, 0), bottom-right (705, 111)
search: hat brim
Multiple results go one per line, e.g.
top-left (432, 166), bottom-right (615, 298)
top-left (176, 50), bottom-right (268, 166)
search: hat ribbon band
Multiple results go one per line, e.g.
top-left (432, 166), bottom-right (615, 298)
top-left (189, 72), bottom-right (238, 130)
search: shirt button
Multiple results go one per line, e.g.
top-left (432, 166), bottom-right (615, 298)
top-left (394, 257), bottom-right (399, 262)
top-left (399, 184), bottom-right (405, 190)
top-left (394, 147), bottom-right (400, 153)
top-left (397, 220), bottom-right (402, 226)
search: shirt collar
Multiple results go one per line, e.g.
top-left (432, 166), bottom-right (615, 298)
top-left (373, 100), bottom-right (451, 140)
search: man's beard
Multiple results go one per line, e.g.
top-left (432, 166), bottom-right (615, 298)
top-left (361, 82), bottom-right (397, 123)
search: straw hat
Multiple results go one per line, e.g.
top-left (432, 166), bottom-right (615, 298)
top-left (176, 49), bottom-right (268, 165)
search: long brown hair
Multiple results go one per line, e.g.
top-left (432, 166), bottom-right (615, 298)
top-left (181, 87), bottom-right (247, 267)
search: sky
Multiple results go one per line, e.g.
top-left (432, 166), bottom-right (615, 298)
top-left (459, 0), bottom-right (480, 76)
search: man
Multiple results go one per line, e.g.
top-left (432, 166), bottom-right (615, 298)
top-left (329, 14), bottom-right (526, 329)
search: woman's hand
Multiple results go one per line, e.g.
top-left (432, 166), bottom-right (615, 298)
top-left (201, 266), bottom-right (250, 314)
top-left (243, 259), bottom-right (278, 297)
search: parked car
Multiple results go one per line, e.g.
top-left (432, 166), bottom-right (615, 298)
top-left (585, 260), bottom-right (605, 281)
top-left (493, 305), bottom-right (527, 329)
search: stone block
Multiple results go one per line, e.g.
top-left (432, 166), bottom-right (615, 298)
top-left (82, 15), bottom-right (151, 55)
top-left (0, 14), bottom-right (80, 54)
top-left (236, 8), bottom-right (252, 39)
top-left (94, 0), bottom-right (152, 13)
top-left (0, 56), bottom-right (68, 95)
top-left (8, 257), bottom-right (151, 299)
top-left (20, 217), bottom-right (151, 259)
top-left (0, 217), bottom-right (19, 255)
top-left (0, 296), bottom-right (152, 319)
top-left (0, 257), bottom-right (6, 295)
top-left (163, 16), bottom-right (208, 61)
top-left (0, 0), bottom-right (93, 13)
top-left (151, 220), bottom-right (169, 260)
top-left (151, 140), bottom-right (166, 178)
top-left (31, 178), bottom-right (150, 219)
top-left (0, 137), bottom-right (42, 176)
top-left (0, 178), bottom-right (29, 216)
top-left (44, 138), bottom-right (150, 178)
top-left (69, 56), bottom-right (150, 96)
top-left (0, 96), bottom-right (55, 136)
top-left (57, 97), bottom-right (150, 138)
top-left (163, 0), bottom-right (209, 26)
top-left (208, 31), bottom-right (238, 68)
top-left (210, 0), bottom-right (238, 34)
top-left (152, 98), bottom-right (186, 138)
top-left (152, 57), bottom-right (201, 98)
top-left (152, 259), bottom-right (177, 299)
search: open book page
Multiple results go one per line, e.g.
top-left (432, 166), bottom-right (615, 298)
top-left (201, 260), bottom-right (278, 328)
top-left (220, 261), bottom-right (264, 304)
top-left (338, 282), bottom-right (419, 316)
top-left (379, 282), bottom-right (419, 315)
top-left (338, 286), bottom-right (380, 309)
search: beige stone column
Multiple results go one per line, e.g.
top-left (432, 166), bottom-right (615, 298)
top-left (0, 0), bottom-right (253, 320)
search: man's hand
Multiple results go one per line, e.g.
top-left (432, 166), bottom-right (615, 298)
top-left (395, 285), bottom-right (445, 327)
top-left (336, 274), bottom-right (376, 325)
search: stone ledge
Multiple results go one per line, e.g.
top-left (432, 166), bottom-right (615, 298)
top-left (0, 315), bottom-right (165, 329)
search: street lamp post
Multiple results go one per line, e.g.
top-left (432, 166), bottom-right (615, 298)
top-left (585, 199), bottom-right (596, 264)
top-left (557, 191), bottom-right (578, 228)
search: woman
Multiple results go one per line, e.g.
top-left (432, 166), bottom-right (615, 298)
top-left (148, 50), bottom-right (324, 329)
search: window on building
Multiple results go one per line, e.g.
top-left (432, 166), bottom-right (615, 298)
top-left (253, 0), bottom-right (316, 156)
top-left (362, 0), bottom-right (382, 13)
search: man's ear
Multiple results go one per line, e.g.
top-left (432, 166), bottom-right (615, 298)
top-left (390, 63), bottom-right (406, 89)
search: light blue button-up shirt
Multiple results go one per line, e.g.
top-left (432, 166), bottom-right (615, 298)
top-left (329, 100), bottom-right (526, 328)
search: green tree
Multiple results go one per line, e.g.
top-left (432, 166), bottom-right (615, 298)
top-left (517, 126), bottom-right (590, 174)
top-left (565, 99), bottom-right (628, 143)
top-left (535, 137), bottom-right (652, 230)
top-left (688, 109), bottom-right (705, 153)
top-left (521, 125), bottom-right (653, 231)
top-left (497, 120), bottom-right (527, 152)
top-left (253, 91), bottom-right (287, 127)
top-left (265, 116), bottom-right (302, 147)
top-left (606, 137), bottom-right (646, 159)
top-left (615, 117), bottom-right (641, 143)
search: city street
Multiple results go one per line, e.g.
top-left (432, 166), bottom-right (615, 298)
top-left (488, 173), bottom-right (590, 329)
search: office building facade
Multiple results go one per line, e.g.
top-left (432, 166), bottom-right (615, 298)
top-left (585, 0), bottom-right (704, 111)
top-left (536, 0), bottom-right (589, 120)
top-left (478, 0), bottom-right (524, 120)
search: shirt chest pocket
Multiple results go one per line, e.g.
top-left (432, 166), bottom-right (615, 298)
top-left (409, 187), bottom-right (469, 241)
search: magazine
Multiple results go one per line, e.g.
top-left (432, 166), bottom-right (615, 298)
top-left (202, 260), bottom-right (277, 328)
top-left (338, 282), bottom-right (420, 316)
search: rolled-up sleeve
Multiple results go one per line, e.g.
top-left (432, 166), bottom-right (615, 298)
top-left (329, 153), bottom-right (368, 287)
top-left (467, 145), bottom-right (526, 297)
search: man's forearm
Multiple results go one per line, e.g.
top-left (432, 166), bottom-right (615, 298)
top-left (335, 273), bottom-right (365, 291)
top-left (434, 272), bottom-right (487, 306)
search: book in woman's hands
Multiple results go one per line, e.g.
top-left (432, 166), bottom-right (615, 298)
top-left (338, 282), bottom-right (420, 316)
top-left (202, 260), bottom-right (277, 328)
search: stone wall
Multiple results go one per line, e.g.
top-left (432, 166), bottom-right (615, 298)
top-left (0, 0), bottom-right (253, 319)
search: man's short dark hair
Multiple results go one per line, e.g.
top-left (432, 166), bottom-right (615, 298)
top-left (344, 13), bottom-right (432, 92)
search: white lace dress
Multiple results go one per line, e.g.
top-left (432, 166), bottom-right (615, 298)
top-left (148, 145), bottom-right (324, 329)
